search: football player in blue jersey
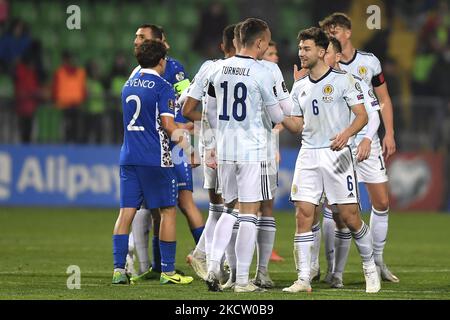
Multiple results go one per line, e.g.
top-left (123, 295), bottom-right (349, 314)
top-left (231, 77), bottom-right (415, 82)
top-left (126, 25), bottom-right (206, 282)
top-left (112, 39), bottom-right (193, 285)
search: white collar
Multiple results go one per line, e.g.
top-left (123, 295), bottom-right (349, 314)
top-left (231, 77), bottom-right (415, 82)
top-left (138, 68), bottom-right (161, 77)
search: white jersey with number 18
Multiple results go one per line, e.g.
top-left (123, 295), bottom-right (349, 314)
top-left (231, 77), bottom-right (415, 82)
top-left (207, 55), bottom-right (278, 162)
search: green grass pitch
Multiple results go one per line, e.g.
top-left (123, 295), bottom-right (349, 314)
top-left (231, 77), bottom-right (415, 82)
top-left (0, 207), bottom-right (449, 300)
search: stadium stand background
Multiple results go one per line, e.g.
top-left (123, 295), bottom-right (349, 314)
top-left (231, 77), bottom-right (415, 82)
top-left (0, 0), bottom-right (449, 210)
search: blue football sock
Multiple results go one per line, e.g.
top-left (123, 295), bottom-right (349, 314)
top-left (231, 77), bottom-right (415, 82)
top-left (152, 236), bottom-right (161, 272)
top-left (160, 240), bottom-right (176, 273)
top-left (191, 226), bottom-right (205, 244)
top-left (113, 234), bottom-right (129, 269)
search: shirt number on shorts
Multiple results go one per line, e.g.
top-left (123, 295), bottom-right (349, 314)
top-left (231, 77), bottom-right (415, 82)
top-left (219, 81), bottom-right (247, 121)
top-left (346, 175), bottom-right (354, 191)
top-left (126, 95), bottom-right (145, 131)
top-left (312, 99), bottom-right (319, 115)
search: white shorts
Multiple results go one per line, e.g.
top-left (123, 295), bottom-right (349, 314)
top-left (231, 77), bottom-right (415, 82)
top-left (291, 147), bottom-right (359, 205)
top-left (203, 164), bottom-right (218, 190)
top-left (218, 160), bottom-right (277, 203)
top-left (352, 138), bottom-right (388, 184)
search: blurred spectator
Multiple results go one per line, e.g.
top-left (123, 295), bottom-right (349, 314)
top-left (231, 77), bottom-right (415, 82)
top-left (52, 50), bottom-right (86, 143)
top-left (83, 60), bottom-right (105, 144)
top-left (0, 62), bottom-right (14, 142)
top-left (0, 0), bottom-right (9, 27)
top-left (107, 52), bottom-right (128, 144)
top-left (0, 18), bottom-right (31, 73)
top-left (193, 2), bottom-right (229, 58)
top-left (14, 47), bottom-right (41, 143)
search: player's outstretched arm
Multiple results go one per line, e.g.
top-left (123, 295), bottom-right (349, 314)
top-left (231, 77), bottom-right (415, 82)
top-left (356, 111), bottom-right (380, 162)
top-left (374, 83), bottom-right (396, 159)
top-left (330, 103), bottom-right (368, 151)
top-left (182, 96), bottom-right (202, 121)
top-left (282, 116), bottom-right (303, 134)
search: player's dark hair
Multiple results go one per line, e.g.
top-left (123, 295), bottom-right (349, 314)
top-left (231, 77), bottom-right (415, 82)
top-left (328, 36), bottom-right (342, 53)
top-left (138, 24), bottom-right (163, 40)
top-left (234, 22), bottom-right (243, 44)
top-left (297, 27), bottom-right (329, 50)
top-left (222, 24), bottom-right (236, 53)
top-left (135, 39), bottom-right (167, 68)
top-left (240, 18), bottom-right (269, 47)
top-left (269, 40), bottom-right (277, 47)
top-left (319, 12), bottom-right (352, 30)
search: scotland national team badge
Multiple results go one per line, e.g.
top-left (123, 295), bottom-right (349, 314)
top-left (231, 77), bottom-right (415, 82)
top-left (322, 84), bottom-right (334, 103)
top-left (168, 99), bottom-right (175, 111)
top-left (175, 72), bottom-right (185, 82)
top-left (323, 84), bottom-right (334, 95)
top-left (358, 66), bottom-right (367, 77)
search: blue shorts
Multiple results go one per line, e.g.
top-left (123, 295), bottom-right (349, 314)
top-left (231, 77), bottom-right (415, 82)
top-left (173, 160), bottom-right (193, 192)
top-left (120, 165), bottom-right (177, 209)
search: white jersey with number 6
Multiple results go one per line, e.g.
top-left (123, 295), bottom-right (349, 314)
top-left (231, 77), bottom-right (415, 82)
top-left (290, 68), bottom-right (364, 149)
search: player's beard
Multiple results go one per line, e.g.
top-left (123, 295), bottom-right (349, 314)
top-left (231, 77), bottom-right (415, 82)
top-left (301, 57), bottom-right (316, 70)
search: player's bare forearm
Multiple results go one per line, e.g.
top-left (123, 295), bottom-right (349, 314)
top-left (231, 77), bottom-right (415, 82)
top-left (347, 104), bottom-right (368, 137)
top-left (182, 96), bottom-right (202, 121)
top-left (282, 116), bottom-right (303, 134)
top-left (374, 83), bottom-right (394, 136)
top-left (347, 113), bottom-right (368, 138)
top-left (331, 105), bottom-right (367, 151)
top-left (374, 83), bottom-right (396, 158)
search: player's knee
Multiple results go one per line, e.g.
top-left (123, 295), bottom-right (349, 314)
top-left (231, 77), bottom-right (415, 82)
top-left (373, 198), bottom-right (389, 212)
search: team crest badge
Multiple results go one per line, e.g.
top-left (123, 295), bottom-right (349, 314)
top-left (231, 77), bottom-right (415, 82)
top-left (358, 66), bottom-right (367, 77)
top-left (175, 72), bottom-right (185, 82)
top-left (322, 84), bottom-right (334, 95)
top-left (291, 184), bottom-right (298, 195)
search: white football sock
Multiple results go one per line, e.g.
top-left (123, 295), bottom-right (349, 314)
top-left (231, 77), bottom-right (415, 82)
top-left (235, 213), bottom-right (258, 286)
top-left (311, 221), bottom-right (321, 269)
top-left (131, 208), bottom-right (152, 273)
top-left (256, 216), bottom-right (276, 274)
top-left (352, 222), bottom-right (375, 269)
top-left (194, 232), bottom-right (206, 257)
top-left (293, 232), bottom-right (314, 281)
top-left (370, 207), bottom-right (389, 265)
top-left (128, 231), bottom-right (135, 254)
top-left (225, 220), bottom-right (239, 281)
top-left (208, 206), bottom-right (237, 274)
top-left (334, 227), bottom-right (351, 279)
top-left (204, 203), bottom-right (223, 266)
top-left (322, 207), bottom-right (336, 273)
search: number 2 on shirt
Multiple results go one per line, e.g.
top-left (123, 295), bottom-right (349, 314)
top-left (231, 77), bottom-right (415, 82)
top-left (126, 95), bottom-right (145, 131)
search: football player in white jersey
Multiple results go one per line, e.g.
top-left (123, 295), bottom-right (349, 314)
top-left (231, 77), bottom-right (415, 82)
top-left (320, 13), bottom-right (399, 283)
top-left (203, 18), bottom-right (290, 293)
top-left (282, 27), bottom-right (380, 293)
top-left (311, 37), bottom-right (383, 288)
top-left (181, 24), bottom-right (237, 282)
top-left (249, 40), bottom-right (292, 287)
